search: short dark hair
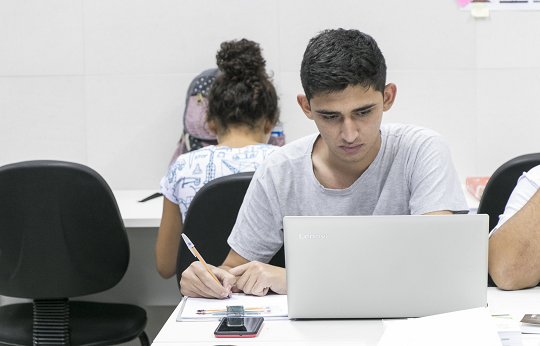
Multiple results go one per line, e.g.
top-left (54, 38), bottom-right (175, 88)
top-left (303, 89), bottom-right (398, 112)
top-left (208, 39), bottom-right (279, 132)
top-left (300, 29), bottom-right (387, 101)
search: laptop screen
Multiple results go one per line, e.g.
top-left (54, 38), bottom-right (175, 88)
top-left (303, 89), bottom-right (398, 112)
top-left (284, 214), bottom-right (488, 319)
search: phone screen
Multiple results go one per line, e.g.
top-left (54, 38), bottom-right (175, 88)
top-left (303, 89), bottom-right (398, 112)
top-left (214, 317), bottom-right (264, 337)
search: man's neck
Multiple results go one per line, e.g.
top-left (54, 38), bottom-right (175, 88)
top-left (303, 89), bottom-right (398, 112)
top-left (311, 134), bottom-right (381, 190)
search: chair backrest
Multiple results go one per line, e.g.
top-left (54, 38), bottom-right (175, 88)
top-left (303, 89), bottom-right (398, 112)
top-left (478, 153), bottom-right (540, 231)
top-left (478, 154), bottom-right (540, 287)
top-left (176, 172), bottom-right (285, 288)
top-left (0, 160), bottom-right (129, 299)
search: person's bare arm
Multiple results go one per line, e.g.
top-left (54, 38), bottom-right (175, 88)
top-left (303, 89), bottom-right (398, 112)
top-left (155, 198), bottom-right (183, 279)
top-left (156, 198), bottom-right (236, 299)
top-left (489, 189), bottom-right (540, 290)
top-left (220, 249), bottom-right (250, 270)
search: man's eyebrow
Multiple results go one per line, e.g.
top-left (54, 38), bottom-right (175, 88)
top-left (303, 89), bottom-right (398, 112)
top-left (315, 103), bottom-right (377, 115)
top-left (315, 109), bottom-right (341, 115)
top-left (351, 103), bottom-right (377, 112)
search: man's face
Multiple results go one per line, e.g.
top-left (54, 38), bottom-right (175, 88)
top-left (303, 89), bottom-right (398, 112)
top-left (298, 84), bottom-right (396, 166)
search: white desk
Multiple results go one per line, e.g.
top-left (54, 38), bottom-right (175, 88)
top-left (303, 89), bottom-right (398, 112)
top-left (152, 287), bottom-right (540, 346)
top-left (113, 190), bottom-right (163, 228)
top-left (113, 187), bottom-right (479, 229)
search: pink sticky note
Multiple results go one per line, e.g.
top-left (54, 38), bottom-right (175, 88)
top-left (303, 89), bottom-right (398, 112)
top-left (457, 0), bottom-right (473, 6)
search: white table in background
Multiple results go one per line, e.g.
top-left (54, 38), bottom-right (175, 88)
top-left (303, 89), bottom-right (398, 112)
top-left (113, 187), bottom-right (480, 228)
top-left (113, 190), bottom-right (163, 228)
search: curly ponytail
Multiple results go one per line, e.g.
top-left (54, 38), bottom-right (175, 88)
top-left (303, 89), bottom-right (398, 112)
top-left (207, 39), bottom-right (279, 133)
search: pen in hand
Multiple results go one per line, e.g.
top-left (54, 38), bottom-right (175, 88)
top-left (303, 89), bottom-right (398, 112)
top-left (181, 233), bottom-right (231, 298)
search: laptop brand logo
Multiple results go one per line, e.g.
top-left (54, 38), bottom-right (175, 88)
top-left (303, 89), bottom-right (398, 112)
top-left (298, 234), bottom-right (331, 239)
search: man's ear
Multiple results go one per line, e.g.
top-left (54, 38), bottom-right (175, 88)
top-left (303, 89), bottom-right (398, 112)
top-left (297, 94), bottom-right (314, 120)
top-left (382, 83), bottom-right (397, 112)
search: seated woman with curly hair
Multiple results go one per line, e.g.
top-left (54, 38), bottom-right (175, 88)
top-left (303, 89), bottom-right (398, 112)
top-left (156, 39), bottom-right (280, 279)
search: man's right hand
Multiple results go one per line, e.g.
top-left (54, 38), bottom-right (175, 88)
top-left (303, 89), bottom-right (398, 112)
top-left (179, 262), bottom-right (236, 298)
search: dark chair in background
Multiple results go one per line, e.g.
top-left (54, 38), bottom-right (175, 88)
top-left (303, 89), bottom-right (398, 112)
top-left (477, 153), bottom-right (540, 287)
top-left (0, 160), bottom-right (149, 346)
top-left (478, 153), bottom-right (540, 231)
top-left (176, 172), bottom-right (285, 289)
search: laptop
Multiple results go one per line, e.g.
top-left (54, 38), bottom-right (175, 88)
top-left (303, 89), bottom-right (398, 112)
top-left (283, 214), bottom-right (489, 319)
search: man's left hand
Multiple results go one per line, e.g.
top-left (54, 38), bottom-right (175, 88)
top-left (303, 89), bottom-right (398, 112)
top-left (228, 261), bottom-right (287, 296)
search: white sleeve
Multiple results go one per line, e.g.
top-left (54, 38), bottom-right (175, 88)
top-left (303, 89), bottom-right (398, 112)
top-left (489, 166), bottom-right (540, 237)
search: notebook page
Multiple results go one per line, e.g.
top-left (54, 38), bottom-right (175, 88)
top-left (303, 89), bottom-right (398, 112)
top-left (177, 293), bottom-right (288, 321)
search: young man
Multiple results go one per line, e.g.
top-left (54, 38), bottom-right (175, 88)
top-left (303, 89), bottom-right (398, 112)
top-left (180, 29), bottom-right (468, 299)
top-left (489, 165), bottom-right (540, 290)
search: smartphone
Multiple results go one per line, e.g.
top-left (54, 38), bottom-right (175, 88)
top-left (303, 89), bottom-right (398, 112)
top-left (214, 317), bottom-right (264, 338)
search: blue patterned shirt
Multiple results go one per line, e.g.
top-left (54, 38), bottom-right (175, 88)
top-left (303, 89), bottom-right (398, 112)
top-left (160, 144), bottom-right (278, 221)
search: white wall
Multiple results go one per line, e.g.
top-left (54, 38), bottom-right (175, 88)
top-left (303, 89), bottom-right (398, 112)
top-left (1, 0), bottom-right (539, 189)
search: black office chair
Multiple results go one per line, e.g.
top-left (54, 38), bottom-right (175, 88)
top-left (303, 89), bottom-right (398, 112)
top-left (176, 172), bottom-right (285, 290)
top-left (0, 160), bottom-right (149, 346)
top-left (478, 153), bottom-right (540, 232)
top-left (477, 153), bottom-right (540, 287)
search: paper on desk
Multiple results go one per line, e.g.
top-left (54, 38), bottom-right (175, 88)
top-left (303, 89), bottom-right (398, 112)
top-left (378, 307), bottom-right (502, 346)
top-left (176, 293), bottom-right (288, 321)
top-left (492, 315), bottom-right (522, 346)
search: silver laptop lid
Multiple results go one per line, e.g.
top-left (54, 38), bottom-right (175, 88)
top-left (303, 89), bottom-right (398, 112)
top-left (284, 215), bottom-right (488, 319)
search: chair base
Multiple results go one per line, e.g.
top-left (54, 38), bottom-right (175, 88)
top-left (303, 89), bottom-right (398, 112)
top-left (0, 301), bottom-right (148, 346)
top-left (33, 299), bottom-right (70, 345)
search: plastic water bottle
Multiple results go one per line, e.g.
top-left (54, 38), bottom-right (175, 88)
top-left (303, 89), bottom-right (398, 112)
top-left (271, 122), bottom-right (284, 138)
top-left (269, 122), bottom-right (285, 146)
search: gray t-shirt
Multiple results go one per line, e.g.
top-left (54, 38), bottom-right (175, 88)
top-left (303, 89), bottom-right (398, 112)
top-left (228, 123), bottom-right (469, 263)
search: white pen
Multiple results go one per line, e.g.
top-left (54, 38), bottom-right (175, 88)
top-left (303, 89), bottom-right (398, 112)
top-left (182, 233), bottom-right (230, 298)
